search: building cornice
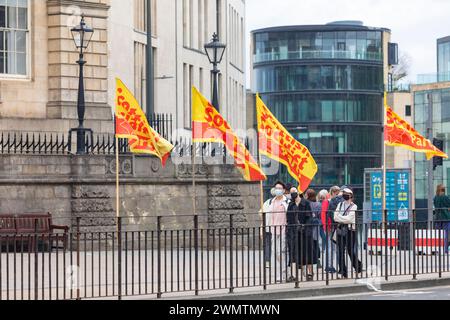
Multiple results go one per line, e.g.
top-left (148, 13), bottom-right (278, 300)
top-left (47, 0), bottom-right (110, 11)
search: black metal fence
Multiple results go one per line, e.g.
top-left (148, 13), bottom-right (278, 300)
top-left (0, 114), bottom-right (174, 156)
top-left (0, 209), bottom-right (449, 300)
top-left (0, 131), bottom-right (252, 159)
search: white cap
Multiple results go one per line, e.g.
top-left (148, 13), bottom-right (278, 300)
top-left (342, 188), bottom-right (353, 195)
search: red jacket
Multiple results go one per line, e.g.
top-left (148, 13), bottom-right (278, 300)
top-left (321, 200), bottom-right (332, 232)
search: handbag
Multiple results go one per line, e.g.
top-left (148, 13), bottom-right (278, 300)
top-left (333, 202), bottom-right (355, 238)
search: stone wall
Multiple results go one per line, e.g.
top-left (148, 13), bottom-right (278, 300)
top-left (0, 154), bottom-right (261, 233)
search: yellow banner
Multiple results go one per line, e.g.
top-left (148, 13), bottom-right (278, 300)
top-left (257, 94), bottom-right (318, 193)
top-left (384, 94), bottom-right (448, 160)
top-left (192, 87), bottom-right (267, 182)
top-left (115, 78), bottom-right (174, 166)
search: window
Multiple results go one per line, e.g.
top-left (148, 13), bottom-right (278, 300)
top-left (405, 105), bottom-right (412, 117)
top-left (183, 0), bottom-right (189, 47)
top-left (198, 0), bottom-right (203, 50)
top-left (134, 41), bottom-right (146, 108)
top-left (0, 0), bottom-right (29, 76)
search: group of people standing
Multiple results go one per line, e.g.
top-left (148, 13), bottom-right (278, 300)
top-left (262, 182), bottom-right (362, 282)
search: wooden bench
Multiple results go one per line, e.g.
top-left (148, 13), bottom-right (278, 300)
top-left (0, 213), bottom-right (69, 252)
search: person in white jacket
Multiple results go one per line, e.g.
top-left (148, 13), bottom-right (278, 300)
top-left (261, 182), bottom-right (289, 282)
top-left (262, 187), bottom-right (277, 266)
top-left (334, 188), bottom-right (362, 278)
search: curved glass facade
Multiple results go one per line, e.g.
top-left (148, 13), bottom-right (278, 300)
top-left (260, 93), bottom-right (382, 123)
top-left (252, 25), bottom-right (387, 202)
top-left (254, 30), bottom-right (383, 63)
top-left (255, 65), bottom-right (383, 92)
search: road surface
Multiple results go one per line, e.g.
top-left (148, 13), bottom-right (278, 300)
top-left (295, 285), bottom-right (450, 300)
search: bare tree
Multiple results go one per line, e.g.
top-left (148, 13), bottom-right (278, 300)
top-left (392, 51), bottom-right (412, 84)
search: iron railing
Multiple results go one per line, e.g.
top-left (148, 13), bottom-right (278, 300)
top-left (0, 208), bottom-right (449, 300)
top-left (0, 114), bottom-right (174, 156)
top-left (0, 132), bottom-right (252, 158)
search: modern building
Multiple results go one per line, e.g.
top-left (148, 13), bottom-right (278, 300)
top-left (0, 0), bottom-right (247, 136)
top-left (412, 81), bottom-right (450, 214)
top-left (250, 21), bottom-right (398, 201)
top-left (438, 36), bottom-right (450, 82)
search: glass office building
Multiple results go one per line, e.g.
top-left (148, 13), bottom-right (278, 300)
top-left (414, 86), bottom-right (450, 216)
top-left (251, 22), bottom-right (393, 202)
top-left (438, 36), bottom-right (450, 82)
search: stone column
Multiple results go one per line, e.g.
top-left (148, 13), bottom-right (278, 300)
top-left (46, 0), bottom-right (112, 134)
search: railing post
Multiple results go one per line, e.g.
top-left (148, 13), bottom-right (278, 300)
top-left (262, 212), bottom-right (267, 291)
top-left (437, 210), bottom-right (443, 278)
top-left (34, 218), bottom-right (39, 301)
top-left (384, 209), bottom-right (389, 281)
top-left (325, 225), bottom-right (330, 286)
top-left (157, 216), bottom-right (162, 299)
top-left (194, 215), bottom-right (199, 296)
top-left (412, 210), bottom-right (417, 280)
top-left (76, 217), bottom-right (81, 300)
top-left (229, 214), bottom-right (234, 294)
top-left (117, 217), bottom-right (122, 300)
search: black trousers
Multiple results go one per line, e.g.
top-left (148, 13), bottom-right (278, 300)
top-left (337, 230), bottom-right (362, 277)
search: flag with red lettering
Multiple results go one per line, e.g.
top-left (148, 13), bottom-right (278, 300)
top-left (115, 78), bottom-right (174, 166)
top-left (384, 94), bottom-right (448, 160)
top-left (257, 94), bottom-right (318, 193)
top-left (192, 87), bottom-right (266, 182)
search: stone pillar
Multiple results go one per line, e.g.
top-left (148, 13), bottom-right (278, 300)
top-left (46, 0), bottom-right (112, 134)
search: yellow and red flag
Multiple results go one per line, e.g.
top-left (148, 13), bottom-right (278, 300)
top-left (192, 87), bottom-right (266, 182)
top-left (256, 94), bottom-right (318, 193)
top-left (115, 78), bottom-right (174, 166)
top-left (384, 95), bottom-right (448, 160)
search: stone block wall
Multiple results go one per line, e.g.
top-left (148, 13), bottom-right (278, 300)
top-left (0, 154), bottom-right (262, 234)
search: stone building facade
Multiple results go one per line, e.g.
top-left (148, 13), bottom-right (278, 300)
top-left (0, 0), bottom-right (247, 135)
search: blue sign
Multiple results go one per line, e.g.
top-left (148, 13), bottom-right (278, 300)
top-left (371, 172), bottom-right (383, 222)
top-left (370, 170), bottom-right (410, 222)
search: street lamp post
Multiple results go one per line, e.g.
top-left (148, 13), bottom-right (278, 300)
top-left (204, 33), bottom-right (226, 111)
top-left (70, 16), bottom-right (94, 155)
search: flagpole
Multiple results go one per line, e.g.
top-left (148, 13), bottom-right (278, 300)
top-left (192, 139), bottom-right (197, 216)
top-left (383, 93), bottom-right (387, 226)
top-left (116, 135), bottom-right (120, 226)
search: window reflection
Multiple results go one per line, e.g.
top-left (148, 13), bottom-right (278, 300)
top-left (255, 65), bottom-right (383, 92)
top-left (259, 94), bottom-right (382, 123)
top-left (253, 30), bottom-right (383, 63)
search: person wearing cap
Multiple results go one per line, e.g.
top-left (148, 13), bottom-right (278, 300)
top-left (334, 188), bottom-right (362, 278)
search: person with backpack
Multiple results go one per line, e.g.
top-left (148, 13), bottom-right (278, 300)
top-left (334, 188), bottom-right (362, 279)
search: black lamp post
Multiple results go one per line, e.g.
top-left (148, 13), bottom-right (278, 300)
top-left (70, 16), bottom-right (94, 155)
top-left (204, 33), bottom-right (226, 111)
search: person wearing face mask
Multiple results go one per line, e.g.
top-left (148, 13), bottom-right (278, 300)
top-left (286, 188), bottom-right (300, 282)
top-left (287, 187), bottom-right (316, 281)
top-left (261, 187), bottom-right (277, 267)
top-left (266, 182), bottom-right (289, 282)
top-left (284, 183), bottom-right (293, 202)
top-left (334, 188), bottom-right (362, 278)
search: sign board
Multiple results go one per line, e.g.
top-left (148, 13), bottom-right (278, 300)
top-left (365, 169), bottom-right (412, 223)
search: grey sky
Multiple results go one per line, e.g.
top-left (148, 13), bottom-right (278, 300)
top-left (245, 0), bottom-right (450, 86)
